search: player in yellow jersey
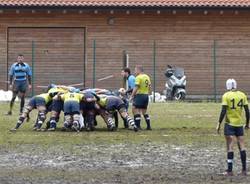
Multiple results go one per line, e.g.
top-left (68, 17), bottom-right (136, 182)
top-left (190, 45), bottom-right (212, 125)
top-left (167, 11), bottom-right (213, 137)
top-left (217, 79), bottom-right (249, 176)
top-left (46, 84), bottom-right (79, 131)
top-left (94, 94), bottom-right (138, 132)
top-left (55, 92), bottom-right (84, 132)
top-left (10, 92), bottom-right (54, 131)
top-left (130, 65), bottom-right (151, 130)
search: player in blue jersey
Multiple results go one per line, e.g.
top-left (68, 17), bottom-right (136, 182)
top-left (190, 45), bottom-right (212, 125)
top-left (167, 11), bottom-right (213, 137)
top-left (7, 54), bottom-right (32, 115)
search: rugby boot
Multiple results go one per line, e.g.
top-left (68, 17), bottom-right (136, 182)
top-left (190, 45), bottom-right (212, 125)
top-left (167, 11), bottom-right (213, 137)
top-left (5, 111), bottom-right (12, 116)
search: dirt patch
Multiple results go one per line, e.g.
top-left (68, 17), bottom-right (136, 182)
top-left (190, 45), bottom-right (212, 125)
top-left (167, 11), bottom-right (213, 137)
top-left (0, 143), bottom-right (249, 184)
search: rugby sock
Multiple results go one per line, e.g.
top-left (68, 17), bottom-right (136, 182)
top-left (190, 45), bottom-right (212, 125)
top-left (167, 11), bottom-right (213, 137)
top-left (20, 96), bottom-right (25, 113)
top-left (36, 121), bottom-right (43, 129)
top-left (94, 117), bottom-right (98, 126)
top-left (15, 117), bottom-right (25, 129)
top-left (34, 118), bottom-right (38, 128)
top-left (50, 117), bottom-right (57, 129)
top-left (15, 122), bottom-right (22, 129)
top-left (9, 96), bottom-right (16, 113)
top-left (18, 116), bottom-right (25, 124)
top-left (123, 118), bottom-right (128, 128)
top-left (126, 116), bottom-right (135, 127)
top-left (227, 152), bottom-right (234, 172)
top-left (55, 116), bottom-right (60, 123)
top-left (114, 112), bottom-right (119, 128)
top-left (134, 114), bottom-right (141, 128)
top-left (144, 114), bottom-right (151, 129)
top-left (64, 121), bottom-right (71, 129)
top-left (240, 150), bottom-right (247, 171)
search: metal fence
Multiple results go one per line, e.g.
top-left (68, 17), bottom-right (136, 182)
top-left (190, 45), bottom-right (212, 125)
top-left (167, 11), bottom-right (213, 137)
top-left (8, 38), bottom-right (250, 102)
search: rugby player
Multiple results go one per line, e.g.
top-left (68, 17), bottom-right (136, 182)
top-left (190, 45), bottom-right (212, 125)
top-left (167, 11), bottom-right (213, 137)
top-left (94, 94), bottom-right (138, 132)
top-left (10, 92), bottom-right (54, 131)
top-left (46, 84), bottom-right (79, 131)
top-left (80, 91), bottom-right (98, 131)
top-left (7, 54), bottom-right (32, 115)
top-left (217, 79), bottom-right (249, 176)
top-left (130, 65), bottom-right (152, 130)
top-left (116, 88), bottom-right (129, 128)
top-left (82, 88), bottom-right (125, 128)
top-left (55, 92), bottom-right (84, 132)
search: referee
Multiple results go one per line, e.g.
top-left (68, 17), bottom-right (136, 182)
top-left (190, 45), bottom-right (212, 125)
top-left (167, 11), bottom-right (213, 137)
top-left (121, 67), bottom-right (135, 95)
top-left (6, 54), bottom-right (32, 115)
top-left (130, 65), bottom-right (151, 130)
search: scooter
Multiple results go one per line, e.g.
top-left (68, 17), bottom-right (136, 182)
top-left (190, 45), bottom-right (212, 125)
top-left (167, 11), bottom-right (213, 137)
top-left (164, 65), bottom-right (186, 101)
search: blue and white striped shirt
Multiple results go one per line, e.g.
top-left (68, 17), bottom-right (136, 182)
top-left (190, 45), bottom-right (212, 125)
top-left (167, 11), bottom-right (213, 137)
top-left (9, 62), bottom-right (32, 81)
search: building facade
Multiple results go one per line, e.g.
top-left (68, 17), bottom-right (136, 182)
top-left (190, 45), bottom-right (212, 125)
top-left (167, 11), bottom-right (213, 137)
top-left (0, 0), bottom-right (250, 97)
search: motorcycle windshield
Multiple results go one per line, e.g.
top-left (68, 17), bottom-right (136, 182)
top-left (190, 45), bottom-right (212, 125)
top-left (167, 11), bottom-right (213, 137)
top-left (174, 68), bottom-right (184, 78)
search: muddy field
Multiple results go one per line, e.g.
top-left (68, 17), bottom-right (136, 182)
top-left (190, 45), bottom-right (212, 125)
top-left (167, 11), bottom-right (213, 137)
top-left (1, 102), bottom-right (250, 183)
top-left (0, 143), bottom-right (250, 184)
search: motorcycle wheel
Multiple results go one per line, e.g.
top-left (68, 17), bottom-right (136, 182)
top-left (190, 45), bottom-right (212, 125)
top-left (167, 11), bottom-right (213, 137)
top-left (174, 92), bottom-right (185, 101)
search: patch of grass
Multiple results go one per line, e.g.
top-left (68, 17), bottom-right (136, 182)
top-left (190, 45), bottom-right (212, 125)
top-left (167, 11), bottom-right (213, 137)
top-left (0, 101), bottom-right (235, 149)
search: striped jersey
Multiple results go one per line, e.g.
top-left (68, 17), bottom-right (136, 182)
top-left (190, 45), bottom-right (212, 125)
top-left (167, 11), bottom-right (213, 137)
top-left (9, 62), bottom-right (32, 81)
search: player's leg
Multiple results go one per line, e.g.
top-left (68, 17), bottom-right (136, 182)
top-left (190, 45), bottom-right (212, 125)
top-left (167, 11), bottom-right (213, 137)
top-left (72, 113), bottom-right (81, 132)
top-left (98, 108), bottom-right (116, 131)
top-left (81, 102), bottom-right (95, 131)
top-left (71, 102), bottom-right (81, 132)
top-left (123, 99), bottom-right (129, 128)
top-left (90, 103), bottom-right (98, 128)
top-left (113, 111), bottom-right (119, 128)
top-left (48, 99), bottom-right (63, 131)
top-left (101, 99), bottom-right (117, 131)
top-left (7, 89), bottom-right (18, 115)
top-left (141, 108), bottom-right (151, 130)
top-left (36, 105), bottom-right (47, 131)
top-left (19, 92), bottom-right (25, 114)
top-left (80, 101), bottom-right (86, 128)
top-left (10, 106), bottom-right (33, 131)
top-left (85, 114), bottom-right (95, 131)
top-left (18, 81), bottom-right (27, 114)
top-left (10, 95), bottom-right (39, 131)
top-left (79, 113), bottom-right (85, 130)
top-left (133, 107), bottom-right (141, 129)
top-left (236, 126), bottom-right (247, 175)
top-left (62, 114), bottom-right (72, 131)
top-left (141, 94), bottom-right (151, 130)
top-left (133, 95), bottom-right (142, 129)
top-left (62, 102), bottom-right (72, 131)
top-left (33, 116), bottom-right (39, 130)
top-left (118, 108), bottom-right (138, 132)
top-left (224, 124), bottom-right (235, 175)
top-left (225, 136), bottom-right (234, 175)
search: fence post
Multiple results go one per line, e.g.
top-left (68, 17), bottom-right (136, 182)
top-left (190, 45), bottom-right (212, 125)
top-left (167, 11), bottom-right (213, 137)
top-left (153, 40), bottom-right (156, 103)
top-left (122, 50), bottom-right (127, 88)
top-left (213, 40), bottom-right (217, 102)
top-left (93, 39), bottom-right (96, 88)
top-left (31, 41), bottom-right (35, 96)
top-left (83, 32), bottom-right (86, 88)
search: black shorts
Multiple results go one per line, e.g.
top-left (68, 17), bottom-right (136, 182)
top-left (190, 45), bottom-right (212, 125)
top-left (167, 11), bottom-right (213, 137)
top-left (80, 101), bottom-right (96, 112)
top-left (133, 94), bottom-right (149, 109)
top-left (224, 123), bottom-right (244, 137)
top-left (51, 99), bottom-right (64, 112)
top-left (106, 97), bottom-right (126, 112)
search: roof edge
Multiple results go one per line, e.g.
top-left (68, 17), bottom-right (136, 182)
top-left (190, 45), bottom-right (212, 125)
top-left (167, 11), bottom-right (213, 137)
top-left (0, 5), bottom-right (250, 10)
